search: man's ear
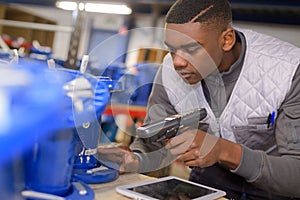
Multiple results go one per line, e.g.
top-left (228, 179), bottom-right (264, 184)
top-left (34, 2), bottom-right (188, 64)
top-left (221, 27), bottom-right (235, 52)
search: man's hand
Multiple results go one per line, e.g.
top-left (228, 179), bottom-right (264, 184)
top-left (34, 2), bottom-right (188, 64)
top-left (165, 129), bottom-right (242, 169)
top-left (97, 143), bottom-right (140, 174)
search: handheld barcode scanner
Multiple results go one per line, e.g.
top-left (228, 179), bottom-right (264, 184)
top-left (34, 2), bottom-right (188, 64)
top-left (137, 108), bottom-right (207, 143)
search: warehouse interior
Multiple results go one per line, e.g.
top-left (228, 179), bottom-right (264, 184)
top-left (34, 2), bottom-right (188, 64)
top-left (0, 0), bottom-right (299, 199)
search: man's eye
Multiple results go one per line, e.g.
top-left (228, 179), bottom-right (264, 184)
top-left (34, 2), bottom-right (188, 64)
top-left (168, 47), bottom-right (177, 53)
top-left (184, 47), bottom-right (200, 54)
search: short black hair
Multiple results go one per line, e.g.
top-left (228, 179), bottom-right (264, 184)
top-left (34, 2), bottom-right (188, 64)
top-left (166, 0), bottom-right (232, 30)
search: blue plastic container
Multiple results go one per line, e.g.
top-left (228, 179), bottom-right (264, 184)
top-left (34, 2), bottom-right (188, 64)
top-left (24, 129), bottom-right (75, 196)
top-left (0, 63), bottom-right (66, 200)
top-left (110, 72), bottom-right (138, 105)
top-left (0, 160), bottom-right (24, 200)
top-left (23, 68), bottom-right (110, 196)
top-left (0, 64), bottom-right (66, 163)
top-left (73, 120), bottom-right (101, 170)
top-left (101, 63), bottom-right (126, 80)
top-left (132, 63), bottom-right (159, 106)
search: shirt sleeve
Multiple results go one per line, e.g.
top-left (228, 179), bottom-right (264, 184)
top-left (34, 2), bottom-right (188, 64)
top-left (143, 66), bottom-right (178, 124)
top-left (233, 64), bottom-right (300, 198)
top-left (129, 66), bottom-right (178, 172)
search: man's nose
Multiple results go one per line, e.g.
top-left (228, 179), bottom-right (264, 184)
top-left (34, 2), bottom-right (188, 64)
top-left (173, 53), bottom-right (188, 69)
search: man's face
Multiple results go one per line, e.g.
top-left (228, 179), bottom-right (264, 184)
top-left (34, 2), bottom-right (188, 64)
top-left (164, 23), bottom-right (223, 84)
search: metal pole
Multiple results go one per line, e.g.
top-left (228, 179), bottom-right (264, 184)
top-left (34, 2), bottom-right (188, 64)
top-left (65, 8), bottom-right (85, 70)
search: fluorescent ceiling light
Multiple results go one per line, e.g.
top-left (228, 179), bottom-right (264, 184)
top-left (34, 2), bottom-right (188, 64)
top-left (85, 3), bottom-right (132, 15)
top-left (56, 1), bottom-right (77, 11)
top-left (56, 1), bottom-right (132, 15)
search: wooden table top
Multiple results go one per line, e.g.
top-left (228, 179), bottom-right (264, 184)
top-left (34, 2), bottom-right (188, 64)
top-left (89, 173), bottom-right (227, 200)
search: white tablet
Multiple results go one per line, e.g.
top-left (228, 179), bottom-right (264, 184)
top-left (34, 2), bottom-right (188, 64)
top-left (116, 176), bottom-right (226, 200)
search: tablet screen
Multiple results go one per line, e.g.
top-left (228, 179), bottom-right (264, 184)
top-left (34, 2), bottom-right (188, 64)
top-left (128, 178), bottom-right (217, 199)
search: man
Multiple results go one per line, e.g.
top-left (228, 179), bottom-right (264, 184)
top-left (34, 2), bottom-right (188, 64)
top-left (98, 0), bottom-right (300, 199)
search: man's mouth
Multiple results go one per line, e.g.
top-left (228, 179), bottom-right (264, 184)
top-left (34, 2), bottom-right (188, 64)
top-left (177, 71), bottom-right (193, 79)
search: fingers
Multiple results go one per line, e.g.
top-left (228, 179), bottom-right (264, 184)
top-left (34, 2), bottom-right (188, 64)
top-left (97, 144), bottom-right (140, 173)
top-left (177, 149), bottom-right (211, 168)
top-left (176, 133), bottom-right (220, 168)
top-left (120, 153), bottom-right (140, 173)
top-left (183, 157), bottom-right (210, 168)
top-left (177, 148), bottom-right (200, 163)
top-left (198, 133), bottom-right (219, 157)
top-left (165, 129), bottom-right (198, 155)
top-left (97, 146), bottom-right (126, 164)
top-left (166, 140), bottom-right (191, 155)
